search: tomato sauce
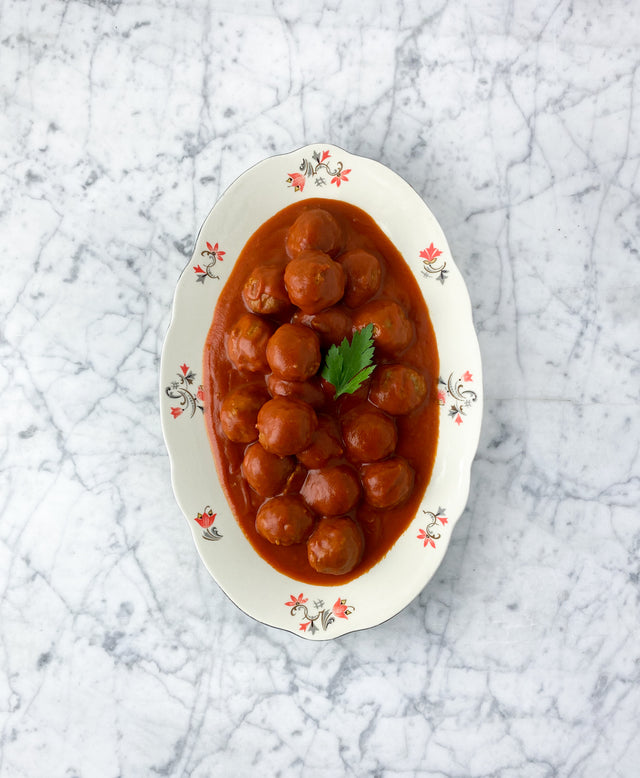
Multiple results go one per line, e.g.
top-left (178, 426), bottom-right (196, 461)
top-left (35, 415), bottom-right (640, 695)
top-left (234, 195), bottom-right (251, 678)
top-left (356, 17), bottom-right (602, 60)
top-left (203, 198), bottom-right (439, 585)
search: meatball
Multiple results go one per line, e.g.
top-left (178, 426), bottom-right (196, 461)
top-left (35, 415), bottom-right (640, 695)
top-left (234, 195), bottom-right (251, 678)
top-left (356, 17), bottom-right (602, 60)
top-left (307, 516), bottom-right (364, 575)
top-left (242, 264), bottom-right (290, 316)
top-left (292, 306), bottom-right (352, 348)
top-left (352, 300), bottom-right (413, 355)
top-left (297, 416), bottom-right (343, 469)
top-left (285, 208), bottom-right (343, 259)
top-left (219, 384), bottom-right (268, 443)
top-left (369, 364), bottom-right (428, 415)
top-left (266, 323), bottom-right (321, 382)
top-left (256, 495), bottom-right (314, 546)
top-left (242, 442), bottom-right (295, 498)
top-left (227, 313), bottom-right (273, 373)
top-left (284, 250), bottom-right (346, 314)
top-left (256, 397), bottom-right (318, 456)
top-left (267, 374), bottom-right (325, 408)
top-left (361, 457), bottom-right (415, 509)
top-left (340, 405), bottom-right (397, 463)
top-left (337, 249), bottom-right (382, 308)
top-left (300, 465), bottom-right (361, 516)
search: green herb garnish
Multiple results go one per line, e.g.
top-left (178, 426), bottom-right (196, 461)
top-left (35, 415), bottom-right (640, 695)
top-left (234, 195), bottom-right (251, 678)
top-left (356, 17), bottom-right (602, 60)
top-left (321, 323), bottom-right (376, 399)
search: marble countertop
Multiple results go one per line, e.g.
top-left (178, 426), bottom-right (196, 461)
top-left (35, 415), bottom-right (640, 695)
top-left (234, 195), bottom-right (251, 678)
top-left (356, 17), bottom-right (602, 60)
top-left (1, 1), bottom-right (638, 776)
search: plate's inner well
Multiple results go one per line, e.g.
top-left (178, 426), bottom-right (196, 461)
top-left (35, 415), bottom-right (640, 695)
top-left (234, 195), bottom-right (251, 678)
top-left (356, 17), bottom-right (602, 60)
top-left (202, 199), bottom-right (440, 585)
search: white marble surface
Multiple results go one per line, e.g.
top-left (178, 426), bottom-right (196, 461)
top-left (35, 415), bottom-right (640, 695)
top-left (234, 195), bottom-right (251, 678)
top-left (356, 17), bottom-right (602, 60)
top-left (1, 0), bottom-right (639, 775)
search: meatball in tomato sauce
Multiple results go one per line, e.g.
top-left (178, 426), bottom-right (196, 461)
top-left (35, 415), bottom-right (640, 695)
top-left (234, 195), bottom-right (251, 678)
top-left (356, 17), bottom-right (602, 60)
top-left (242, 442), bottom-right (295, 498)
top-left (267, 374), bottom-right (325, 408)
top-left (256, 397), bottom-right (318, 456)
top-left (266, 323), bottom-right (321, 382)
top-left (297, 416), bottom-right (343, 469)
top-left (337, 249), bottom-right (382, 308)
top-left (352, 300), bottom-right (413, 355)
top-left (361, 457), bottom-right (415, 509)
top-left (369, 364), bottom-right (428, 415)
top-left (307, 516), bottom-right (364, 575)
top-left (292, 306), bottom-right (352, 348)
top-left (284, 250), bottom-right (346, 314)
top-left (219, 384), bottom-right (268, 443)
top-left (285, 208), bottom-right (343, 259)
top-left (227, 313), bottom-right (273, 373)
top-left (256, 495), bottom-right (314, 546)
top-left (300, 465), bottom-right (361, 516)
top-left (242, 264), bottom-right (290, 316)
top-left (340, 405), bottom-right (397, 463)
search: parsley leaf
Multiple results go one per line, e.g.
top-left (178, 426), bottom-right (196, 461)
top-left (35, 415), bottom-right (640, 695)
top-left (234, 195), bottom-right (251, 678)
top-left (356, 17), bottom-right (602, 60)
top-left (321, 323), bottom-right (376, 399)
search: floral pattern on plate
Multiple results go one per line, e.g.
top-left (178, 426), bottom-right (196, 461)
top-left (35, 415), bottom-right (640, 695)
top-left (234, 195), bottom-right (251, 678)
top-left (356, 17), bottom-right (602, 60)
top-left (287, 149), bottom-right (351, 192)
top-left (285, 593), bottom-right (354, 635)
top-left (438, 371), bottom-right (478, 425)
top-left (420, 242), bottom-right (448, 283)
top-left (193, 506), bottom-right (222, 541)
top-left (165, 363), bottom-right (204, 419)
top-left (417, 507), bottom-right (448, 549)
top-left (194, 241), bottom-right (225, 283)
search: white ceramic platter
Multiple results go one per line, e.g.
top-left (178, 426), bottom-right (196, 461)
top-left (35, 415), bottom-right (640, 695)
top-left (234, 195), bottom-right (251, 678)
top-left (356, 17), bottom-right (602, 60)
top-left (160, 144), bottom-right (482, 640)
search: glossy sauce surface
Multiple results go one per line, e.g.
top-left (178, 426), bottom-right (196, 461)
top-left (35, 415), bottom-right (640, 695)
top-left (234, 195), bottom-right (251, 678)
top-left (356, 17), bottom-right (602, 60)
top-left (203, 198), bottom-right (439, 585)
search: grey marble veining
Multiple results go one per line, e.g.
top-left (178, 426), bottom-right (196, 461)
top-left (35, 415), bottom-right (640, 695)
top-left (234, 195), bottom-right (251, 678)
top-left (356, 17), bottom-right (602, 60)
top-left (1, 1), bottom-right (639, 776)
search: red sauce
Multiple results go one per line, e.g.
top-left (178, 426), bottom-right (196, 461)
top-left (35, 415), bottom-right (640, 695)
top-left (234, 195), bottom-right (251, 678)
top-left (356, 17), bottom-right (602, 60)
top-left (203, 198), bottom-right (439, 585)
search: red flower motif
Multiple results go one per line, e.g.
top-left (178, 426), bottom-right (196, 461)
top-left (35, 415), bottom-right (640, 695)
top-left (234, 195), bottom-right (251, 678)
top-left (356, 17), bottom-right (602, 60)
top-left (417, 529), bottom-right (436, 548)
top-left (438, 389), bottom-right (446, 404)
top-left (332, 598), bottom-right (349, 620)
top-left (196, 386), bottom-right (204, 401)
top-left (205, 241), bottom-right (225, 259)
top-left (299, 621), bottom-right (310, 631)
top-left (420, 243), bottom-right (443, 264)
top-left (438, 514), bottom-right (448, 525)
top-left (285, 593), bottom-right (308, 607)
top-left (287, 172), bottom-right (306, 192)
top-left (194, 508), bottom-right (216, 529)
top-left (170, 407), bottom-right (183, 418)
top-left (331, 168), bottom-right (351, 187)
top-left (455, 414), bottom-right (463, 426)
top-left (194, 265), bottom-right (204, 274)
top-left (180, 363), bottom-right (189, 375)
top-left (320, 150), bottom-right (331, 163)
top-left (463, 371), bottom-right (473, 382)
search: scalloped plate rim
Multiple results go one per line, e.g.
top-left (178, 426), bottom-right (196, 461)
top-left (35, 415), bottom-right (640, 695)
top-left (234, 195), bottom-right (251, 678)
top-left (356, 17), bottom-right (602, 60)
top-left (159, 143), bottom-right (483, 640)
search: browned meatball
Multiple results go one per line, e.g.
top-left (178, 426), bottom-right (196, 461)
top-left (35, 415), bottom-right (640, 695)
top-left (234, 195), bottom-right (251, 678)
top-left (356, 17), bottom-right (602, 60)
top-left (242, 264), bottom-right (291, 316)
top-left (337, 249), bottom-right (382, 308)
top-left (285, 208), bottom-right (343, 259)
top-left (300, 465), bottom-right (361, 516)
top-left (266, 323), bottom-right (321, 382)
top-left (361, 457), bottom-right (415, 509)
top-left (242, 442), bottom-right (295, 498)
top-left (340, 405), bottom-right (397, 463)
top-left (292, 306), bottom-right (352, 348)
top-left (307, 516), bottom-right (364, 575)
top-left (256, 495), bottom-right (314, 546)
top-left (267, 374), bottom-right (325, 408)
top-left (352, 300), bottom-right (413, 355)
top-left (284, 250), bottom-right (346, 314)
top-left (227, 313), bottom-right (273, 373)
top-left (369, 364), bottom-right (428, 415)
top-left (256, 397), bottom-right (318, 456)
top-left (297, 416), bottom-right (343, 469)
top-left (219, 384), bottom-right (268, 443)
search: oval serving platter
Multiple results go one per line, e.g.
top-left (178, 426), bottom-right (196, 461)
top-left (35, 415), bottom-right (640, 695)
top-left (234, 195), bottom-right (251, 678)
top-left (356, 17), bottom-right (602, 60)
top-left (160, 143), bottom-right (482, 640)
